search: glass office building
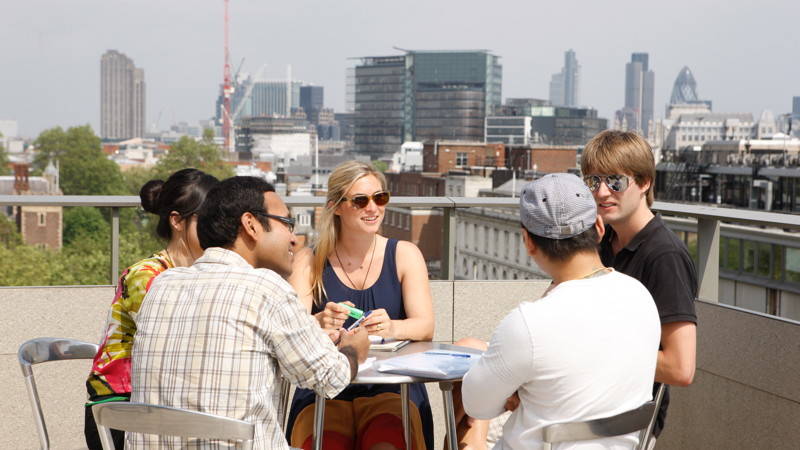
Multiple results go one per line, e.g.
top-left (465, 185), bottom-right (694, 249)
top-left (354, 50), bottom-right (502, 158)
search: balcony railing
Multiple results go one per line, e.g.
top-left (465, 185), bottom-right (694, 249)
top-left (3, 195), bottom-right (800, 304)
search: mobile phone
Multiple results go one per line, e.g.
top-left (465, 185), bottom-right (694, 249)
top-left (346, 310), bottom-right (372, 331)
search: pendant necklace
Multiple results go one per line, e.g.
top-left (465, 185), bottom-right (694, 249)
top-left (335, 236), bottom-right (377, 290)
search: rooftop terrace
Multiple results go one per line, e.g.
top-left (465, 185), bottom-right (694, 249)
top-left (1, 196), bottom-right (799, 448)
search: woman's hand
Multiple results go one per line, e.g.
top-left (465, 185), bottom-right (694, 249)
top-left (315, 301), bottom-right (353, 331)
top-left (362, 308), bottom-right (394, 338)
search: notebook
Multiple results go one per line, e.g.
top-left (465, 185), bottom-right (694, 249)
top-left (370, 339), bottom-right (411, 352)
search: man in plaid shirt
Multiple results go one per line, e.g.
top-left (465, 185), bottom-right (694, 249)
top-left (129, 176), bottom-right (369, 449)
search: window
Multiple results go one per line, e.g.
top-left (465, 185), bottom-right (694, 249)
top-left (38, 212), bottom-right (46, 226)
top-left (297, 213), bottom-right (311, 227)
top-left (456, 152), bottom-right (468, 166)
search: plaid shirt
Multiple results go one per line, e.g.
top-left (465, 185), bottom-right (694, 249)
top-left (129, 247), bottom-right (351, 449)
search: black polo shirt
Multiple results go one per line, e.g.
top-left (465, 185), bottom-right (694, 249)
top-left (600, 213), bottom-right (698, 438)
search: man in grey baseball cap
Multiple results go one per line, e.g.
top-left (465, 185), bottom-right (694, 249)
top-left (520, 173), bottom-right (598, 240)
top-left (462, 173), bottom-right (661, 449)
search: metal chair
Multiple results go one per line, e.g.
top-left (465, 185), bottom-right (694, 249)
top-left (277, 375), bottom-right (292, 432)
top-left (17, 337), bottom-right (99, 450)
top-left (92, 402), bottom-right (255, 450)
top-left (542, 400), bottom-right (658, 450)
top-left (640, 383), bottom-right (667, 449)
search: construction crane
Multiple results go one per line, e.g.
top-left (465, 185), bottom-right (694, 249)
top-left (222, 0), bottom-right (234, 156)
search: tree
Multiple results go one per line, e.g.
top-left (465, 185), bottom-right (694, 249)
top-left (0, 132), bottom-right (10, 176)
top-left (155, 136), bottom-right (233, 181)
top-left (0, 213), bottom-right (22, 247)
top-left (63, 206), bottom-right (109, 246)
top-left (372, 160), bottom-right (388, 173)
top-left (33, 125), bottom-right (127, 195)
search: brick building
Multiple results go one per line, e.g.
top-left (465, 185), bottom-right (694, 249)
top-left (382, 172), bottom-right (445, 275)
top-left (423, 141), bottom-right (505, 173)
top-left (0, 162), bottom-right (63, 250)
top-left (506, 145), bottom-right (578, 173)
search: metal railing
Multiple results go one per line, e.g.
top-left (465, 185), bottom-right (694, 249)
top-left (3, 195), bottom-right (800, 303)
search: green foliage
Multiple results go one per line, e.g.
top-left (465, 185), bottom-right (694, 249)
top-left (0, 213), bottom-right (22, 247)
top-left (372, 160), bottom-right (388, 173)
top-left (0, 129), bottom-right (234, 287)
top-left (154, 136), bottom-right (233, 181)
top-left (33, 125), bottom-right (126, 195)
top-left (63, 206), bottom-right (109, 246)
top-left (0, 132), bottom-right (9, 176)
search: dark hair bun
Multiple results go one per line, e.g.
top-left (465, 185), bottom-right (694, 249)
top-left (140, 179), bottom-right (165, 214)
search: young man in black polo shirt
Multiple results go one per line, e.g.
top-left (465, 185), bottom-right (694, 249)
top-left (581, 130), bottom-right (698, 445)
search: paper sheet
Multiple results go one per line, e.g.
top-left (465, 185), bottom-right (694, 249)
top-left (358, 356), bottom-right (376, 373)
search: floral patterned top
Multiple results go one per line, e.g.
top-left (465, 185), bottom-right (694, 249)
top-left (86, 250), bottom-right (173, 399)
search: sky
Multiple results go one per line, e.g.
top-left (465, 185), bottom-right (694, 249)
top-left (1, 0), bottom-right (798, 138)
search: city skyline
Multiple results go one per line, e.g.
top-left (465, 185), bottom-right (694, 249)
top-left (1, 0), bottom-right (798, 137)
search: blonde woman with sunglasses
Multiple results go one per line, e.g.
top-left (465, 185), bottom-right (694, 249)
top-left (287, 160), bottom-right (435, 450)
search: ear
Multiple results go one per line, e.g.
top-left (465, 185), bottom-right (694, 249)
top-left (637, 177), bottom-right (652, 196)
top-left (594, 215), bottom-right (605, 243)
top-left (520, 227), bottom-right (537, 255)
top-left (331, 199), bottom-right (344, 216)
top-left (239, 212), bottom-right (260, 242)
top-left (169, 212), bottom-right (185, 232)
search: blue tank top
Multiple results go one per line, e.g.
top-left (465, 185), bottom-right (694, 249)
top-left (317, 237), bottom-right (405, 327)
top-left (286, 239), bottom-right (434, 449)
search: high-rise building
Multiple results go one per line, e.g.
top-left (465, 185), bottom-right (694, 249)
top-left (616, 52), bottom-right (655, 138)
top-left (354, 50), bottom-right (502, 158)
top-left (793, 96), bottom-right (800, 116)
top-left (549, 49), bottom-right (580, 107)
top-left (345, 67), bottom-right (356, 113)
top-left (669, 66), bottom-right (712, 109)
top-left (299, 86), bottom-right (324, 115)
top-left (101, 50), bottom-right (146, 140)
top-left (250, 80), bottom-right (302, 117)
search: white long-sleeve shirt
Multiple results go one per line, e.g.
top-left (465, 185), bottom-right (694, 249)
top-left (463, 270), bottom-right (660, 450)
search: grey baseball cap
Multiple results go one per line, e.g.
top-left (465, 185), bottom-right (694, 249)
top-left (520, 173), bottom-right (597, 239)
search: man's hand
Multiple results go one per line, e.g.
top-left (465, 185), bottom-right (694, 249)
top-left (338, 327), bottom-right (370, 381)
top-left (504, 392), bottom-right (520, 412)
top-left (339, 327), bottom-right (370, 362)
top-left (326, 328), bottom-right (343, 345)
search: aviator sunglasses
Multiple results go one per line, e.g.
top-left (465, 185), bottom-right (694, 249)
top-left (583, 174), bottom-right (631, 193)
top-left (341, 191), bottom-right (391, 209)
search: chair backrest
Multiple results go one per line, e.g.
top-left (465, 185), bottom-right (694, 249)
top-left (17, 337), bottom-right (99, 450)
top-left (92, 402), bottom-right (255, 450)
top-left (542, 400), bottom-right (657, 450)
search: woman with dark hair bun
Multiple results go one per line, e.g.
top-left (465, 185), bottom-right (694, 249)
top-left (83, 168), bottom-right (219, 450)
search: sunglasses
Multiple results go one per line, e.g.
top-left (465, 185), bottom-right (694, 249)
top-left (583, 174), bottom-right (631, 193)
top-left (252, 211), bottom-right (296, 233)
top-left (341, 191), bottom-right (390, 209)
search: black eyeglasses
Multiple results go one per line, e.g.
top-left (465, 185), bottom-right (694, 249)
top-left (341, 191), bottom-right (390, 209)
top-left (252, 211), bottom-right (295, 233)
top-left (583, 174), bottom-right (631, 193)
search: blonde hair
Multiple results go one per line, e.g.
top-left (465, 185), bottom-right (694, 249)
top-left (581, 130), bottom-right (656, 206)
top-left (311, 160), bottom-right (387, 305)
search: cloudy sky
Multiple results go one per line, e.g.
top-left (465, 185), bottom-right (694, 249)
top-left (2, 0), bottom-right (798, 137)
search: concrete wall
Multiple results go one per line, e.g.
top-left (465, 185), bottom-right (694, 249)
top-left (658, 301), bottom-right (800, 450)
top-left (3, 283), bottom-right (799, 449)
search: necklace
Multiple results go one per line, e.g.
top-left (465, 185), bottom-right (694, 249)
top-left (335, 236), bottom-right (377, 290)
top-left (543, 266), bottom-right (611, 297)
top-left (582, 266), bottom-right (612, 279)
